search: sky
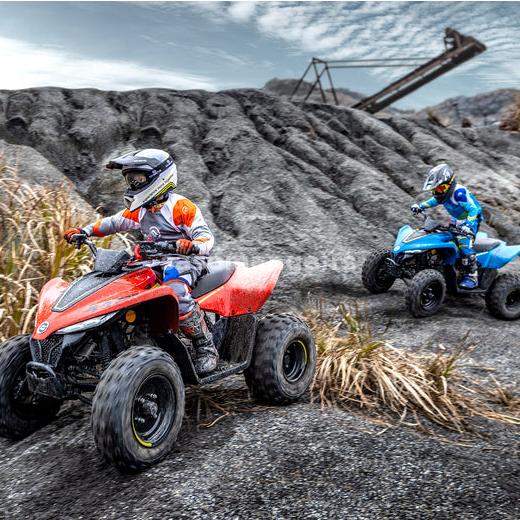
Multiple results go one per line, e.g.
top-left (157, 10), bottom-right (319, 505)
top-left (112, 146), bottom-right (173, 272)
top-left (0, 1), bottom-right (519, 109)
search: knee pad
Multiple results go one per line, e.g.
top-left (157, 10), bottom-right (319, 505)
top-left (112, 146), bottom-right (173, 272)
top-left (167, 281), bottom-right (195, 316)
top-left (163, 265), bottom-right (192, 286)
top-left (456, 236), bottom-right (474, 256)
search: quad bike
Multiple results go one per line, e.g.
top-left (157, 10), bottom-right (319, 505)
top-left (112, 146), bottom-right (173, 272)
top-left (0, 237), bottom-right (316, 472)
top-left (362, 216), bottom-right (520, 318)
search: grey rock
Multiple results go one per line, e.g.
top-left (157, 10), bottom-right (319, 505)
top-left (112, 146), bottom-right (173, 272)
top-left (416, 89), bottom-right (520, 127)
top-left (0, 139), bottom-right (94, 215)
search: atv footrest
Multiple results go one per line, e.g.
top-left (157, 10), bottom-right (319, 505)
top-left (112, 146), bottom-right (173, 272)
top-left (198, 360), bottom-right (249, 385)
top-left (456, 288), bottom-right (487, 296)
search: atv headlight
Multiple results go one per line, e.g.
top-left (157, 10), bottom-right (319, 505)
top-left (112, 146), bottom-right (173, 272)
top-left (56, 312), bottom-right (117, 335)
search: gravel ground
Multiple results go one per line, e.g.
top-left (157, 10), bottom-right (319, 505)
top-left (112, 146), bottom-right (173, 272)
top-left (0, 401), bottom-right (518, 520)
top-left (0, 289), bottom-right (519, 520)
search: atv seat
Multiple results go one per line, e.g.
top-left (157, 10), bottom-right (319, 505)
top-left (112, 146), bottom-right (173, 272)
top-left (192, 261), bottom-right (236, 299)
top-left (474, 237), bottom-right (501, 253)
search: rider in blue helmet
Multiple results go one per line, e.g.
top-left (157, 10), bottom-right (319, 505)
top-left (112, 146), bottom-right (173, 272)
top-left (411, 163), bottom-right (483, 290)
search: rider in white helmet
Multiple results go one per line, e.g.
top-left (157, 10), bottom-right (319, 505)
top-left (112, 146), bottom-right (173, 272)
top-left (64, 149), bottom-right (218, 374)
top-left (411, 163), bottom-right (483, 290)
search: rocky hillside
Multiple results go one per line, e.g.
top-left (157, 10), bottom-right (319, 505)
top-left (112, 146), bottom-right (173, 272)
top-left (0, 138), bottom-right (93, 214)
top-left (263, 78), bottom-right (365, 107)
top-left (1, 87), bottom-right (520, 299)
top-left (264, 78), bottom-right (518, 128)
top-left (416, 88), bottom-right (519, 127)
top-left (0, 87), bottom-right (519, 519)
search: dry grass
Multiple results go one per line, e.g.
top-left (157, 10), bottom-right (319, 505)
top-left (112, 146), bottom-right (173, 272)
top-left (0, 155), bottom-right (111, 341)
top-left (500, 94), bottom-right (520, 131)
top-left (185, 384), bottom-right (274, 429)
top-left (309, 304), bottom-right (520, 434)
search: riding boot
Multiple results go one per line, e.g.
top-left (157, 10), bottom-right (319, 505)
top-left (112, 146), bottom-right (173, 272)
top-left (179, 304), bottom-right (218, 375)
top-left (459, 254), bottom-right (478, 290)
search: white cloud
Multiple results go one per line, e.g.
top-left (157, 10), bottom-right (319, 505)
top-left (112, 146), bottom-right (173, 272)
top-left (228, 1), bottom-right (257, 22)
top-left (237, 1), bottom-right (520, 90)
top-left (0, 36), bottom-right (220, 91)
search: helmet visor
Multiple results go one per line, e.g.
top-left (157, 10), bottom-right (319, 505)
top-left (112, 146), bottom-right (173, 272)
top-left (125, 171), bottom-right (149, 190)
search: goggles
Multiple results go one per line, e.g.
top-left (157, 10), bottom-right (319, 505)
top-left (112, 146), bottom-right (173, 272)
top-left (124, 171), bottom-right (149, 190)
top-left (431, 182), bottom-right (450, 195)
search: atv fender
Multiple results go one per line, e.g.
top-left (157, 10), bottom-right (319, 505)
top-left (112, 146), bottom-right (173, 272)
top-left (478, 244), bottom-right (520, 269)
top-left (196, 260), bottom-right (283, 316)
top-left (33, 269), bottom-right (178, 340)
top-left (35, 278), bottom-right (70, 326)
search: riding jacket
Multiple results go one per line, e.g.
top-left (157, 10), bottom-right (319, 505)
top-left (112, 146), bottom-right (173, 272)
top-left (418, 184), bottom-right (482, 232)
top-left (83, 192), bottom-right (214, 256)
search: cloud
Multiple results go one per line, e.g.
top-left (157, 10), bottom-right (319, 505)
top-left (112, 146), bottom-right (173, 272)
top-left (236, 1), bottom-right (520, 89)
top-left (228, 1), bottom-right (257, 22)
top-left (0, 36), bottom-right (220, 91)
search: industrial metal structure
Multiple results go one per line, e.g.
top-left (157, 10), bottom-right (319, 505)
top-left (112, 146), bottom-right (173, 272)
top-left (290, 28), bottom-right (486, 114)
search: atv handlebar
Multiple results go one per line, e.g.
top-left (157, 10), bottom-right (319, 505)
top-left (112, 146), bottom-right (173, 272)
top-left (417, 217), bottom-right (473, 238)
top-left (437, 224), bottom-right (474, 238)
top-left (137, 240), bottom-right (200, 258)
top-left (70, 234), bottom-right (200, 261)
top-left (71, 234), bottom-right (98, 256)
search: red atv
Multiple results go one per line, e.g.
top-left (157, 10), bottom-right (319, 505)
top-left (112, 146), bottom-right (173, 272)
top-left (0, 237), bottom-right (316, 471)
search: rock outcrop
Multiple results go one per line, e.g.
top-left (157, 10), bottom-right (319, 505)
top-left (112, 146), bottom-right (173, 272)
top-left (0, 87), bottom-right (519, 299)
top-left (416, 88), bottom-right (520, 127)
top-left (0, 138), bottom-right (93, 214)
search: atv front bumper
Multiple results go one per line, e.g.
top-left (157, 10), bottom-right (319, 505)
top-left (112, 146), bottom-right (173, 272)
top-left (26, 362), bottom-right (65, 399)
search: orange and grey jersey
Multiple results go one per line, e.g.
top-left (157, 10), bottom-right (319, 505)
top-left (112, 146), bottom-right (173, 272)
top-left (83, 193), bottom-right (214, 256)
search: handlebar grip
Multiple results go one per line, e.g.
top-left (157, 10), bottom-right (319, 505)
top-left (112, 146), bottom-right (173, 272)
top-left (70, 233), bottom-right (86, 249)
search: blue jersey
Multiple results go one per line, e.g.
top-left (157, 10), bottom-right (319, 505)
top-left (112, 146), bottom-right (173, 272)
top-left (419, 184), bottom-right (482, 225)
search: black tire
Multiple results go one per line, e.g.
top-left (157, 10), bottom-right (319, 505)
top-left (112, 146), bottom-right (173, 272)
top-left (405, 269), bottom-right (446, 318)
top-left (485, 273), bottom-right (520, 320)
top-left (0, 335), bottom-right (61, 439)
top-left (362, 250), bottom-right (396, 294)
top-left (91, 346), bottom-right (185, 472)
top-left (244, 314), bottom-right (316, 404)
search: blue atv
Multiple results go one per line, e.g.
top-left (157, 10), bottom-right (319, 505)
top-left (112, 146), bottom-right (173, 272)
top-left (362, 216), bottom-right (520, 318)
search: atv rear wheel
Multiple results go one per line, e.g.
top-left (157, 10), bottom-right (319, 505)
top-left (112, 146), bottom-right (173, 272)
top-left (406, 269), bottom-right (446, 318)
top-left (485, 273), bottom-right (520, 320)
top-left (244, 314), bottom-right (316, 404)
top-left (91, 346), bottom-right (184, 472)
top-left (362, 250), bottom-right (396, 294)
top-left (0, 335), bottom-right (62, 439)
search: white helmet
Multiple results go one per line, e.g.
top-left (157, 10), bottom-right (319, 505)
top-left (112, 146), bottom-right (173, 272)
top-left (422, 163), bottom-right (455, 201)
top-left (106, 149), bottom-right (177, 211)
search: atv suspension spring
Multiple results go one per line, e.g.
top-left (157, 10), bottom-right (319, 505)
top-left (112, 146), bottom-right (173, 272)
top-left (99, 335), bottom-right (113, 368)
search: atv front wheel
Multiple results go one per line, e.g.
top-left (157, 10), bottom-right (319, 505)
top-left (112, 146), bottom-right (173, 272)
top-left (245, 314), bottom-right (316, 404)
top-left (0, 335), bottom-right (62, 439)
top-left (485, 273), bottom-right (520, 320)
top-left (91, 346), bottom-right (184, 472)
top-left (406, 269), bottom-right (446, 318)
top-left (362, 250), bottom-right (396, 294)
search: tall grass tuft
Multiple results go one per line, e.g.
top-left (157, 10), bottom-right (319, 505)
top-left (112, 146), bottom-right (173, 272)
top-left (0, 155), bottom-right (110, 341)
top-left (309, 304), bottom-right (520, 433)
